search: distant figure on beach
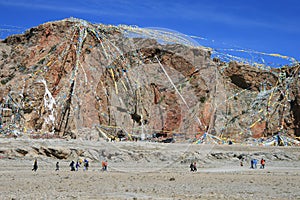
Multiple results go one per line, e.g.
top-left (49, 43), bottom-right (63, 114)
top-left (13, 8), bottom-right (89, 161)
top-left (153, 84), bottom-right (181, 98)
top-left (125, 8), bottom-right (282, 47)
top-left (260, 158), bottom-right (265, 169)
top-left (240, 160), bottom-right (244, 167)
top-left (70, 160), bottom-right (75, 171)
top-left (55, 162), bottom-right (59, 171)
top-left (102, 160), bottom-right (108, 171)
top-left (190, 162), bottom-right (197, 172)
top-left (32, 158), bottom-right (38, 172)
top-left (83, 158), bottom-right (89, 171)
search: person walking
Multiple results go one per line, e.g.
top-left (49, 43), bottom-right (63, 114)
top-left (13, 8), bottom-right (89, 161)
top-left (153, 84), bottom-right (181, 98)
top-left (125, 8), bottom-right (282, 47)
top-left (70, 160), bottom-right (75, 171)
top-left (250, 159), bottom-right (254, 169)
top-left (55, 162), bottom-right (59, 171)
top-left (32, 158), bottom-right (38, 172)
top-left (253, 159), bottom-right (258, 169)
top-left (193, 162), bottom-right (197, 171)
top-left (190, 162), bottom-right (197, 172)
top-left (260, 158), bottom-right (266, 169)
top-left (76, 161), bottom-right (80, 171)
top-left (83, 158), bottom-right (89, 171)
top-left (102, 160), bottom-right (108, 171)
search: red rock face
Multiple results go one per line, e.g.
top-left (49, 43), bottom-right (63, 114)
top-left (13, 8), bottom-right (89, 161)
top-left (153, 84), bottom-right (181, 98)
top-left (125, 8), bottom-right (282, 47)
top-left (0, 18), bottom-right (299, 141)
top-left (251, 121), bottom-right (266, 138)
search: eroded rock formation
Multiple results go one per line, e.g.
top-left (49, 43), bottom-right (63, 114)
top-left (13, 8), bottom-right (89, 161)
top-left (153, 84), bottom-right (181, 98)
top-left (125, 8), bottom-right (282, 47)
top-left (0, 18), bottom-right (299, 141)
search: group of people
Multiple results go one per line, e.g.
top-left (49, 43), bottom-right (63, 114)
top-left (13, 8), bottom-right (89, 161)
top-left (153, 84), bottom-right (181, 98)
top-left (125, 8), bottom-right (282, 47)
top-left (33, 157), bottom-right (266, 173)
top-left (189, 158), bottom-right (266, 172)
top-left (190, 162), bottom-right (197, 172)
top-left (250, 158), bottom-right (266, 169)
top-left (32, 158), bottom-right (108, 172)
top-left (69, 158), bottom-right (89, 171)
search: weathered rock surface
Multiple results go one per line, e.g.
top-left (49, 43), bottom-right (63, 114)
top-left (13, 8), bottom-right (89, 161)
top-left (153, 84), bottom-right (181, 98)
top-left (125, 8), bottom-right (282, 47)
top-left (0, 18), bottom-right (299, 141)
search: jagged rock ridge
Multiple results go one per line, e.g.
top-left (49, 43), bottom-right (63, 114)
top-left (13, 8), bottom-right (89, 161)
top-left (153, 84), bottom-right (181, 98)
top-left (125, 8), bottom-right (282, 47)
top-left (0, 18), bottom-right (299, 141)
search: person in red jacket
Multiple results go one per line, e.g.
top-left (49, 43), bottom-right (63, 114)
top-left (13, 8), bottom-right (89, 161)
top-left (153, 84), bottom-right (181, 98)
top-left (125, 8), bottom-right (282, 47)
top-left (260, 158), bottom-right (266, 169)
top-left (102, 160), bottom-right (108, 171)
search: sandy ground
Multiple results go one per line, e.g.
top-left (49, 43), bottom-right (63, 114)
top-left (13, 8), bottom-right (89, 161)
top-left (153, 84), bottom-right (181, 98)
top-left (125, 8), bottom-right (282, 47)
top-left (0, 139), bottom-right (300, 199)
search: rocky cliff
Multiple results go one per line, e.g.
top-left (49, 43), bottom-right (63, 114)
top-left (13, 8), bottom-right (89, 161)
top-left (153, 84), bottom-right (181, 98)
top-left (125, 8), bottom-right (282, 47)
top-left (0, 18), bottom-right (299, 142)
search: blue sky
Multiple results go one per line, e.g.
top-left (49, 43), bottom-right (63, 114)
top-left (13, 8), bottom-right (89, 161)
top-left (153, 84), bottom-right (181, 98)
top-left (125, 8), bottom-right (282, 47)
top-left (0, 0), bottom-right (299, 63)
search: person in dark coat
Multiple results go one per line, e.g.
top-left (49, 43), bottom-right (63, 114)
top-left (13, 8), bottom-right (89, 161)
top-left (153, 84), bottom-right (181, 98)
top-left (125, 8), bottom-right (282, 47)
top-left (70, 160), bottom-right (75, 171)
top-left (55, 162), bottom-right (59, 171)
top-left (83, 158), bottom-right (89, 171)
top-left (32, 158), bottom-right (38, 172)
